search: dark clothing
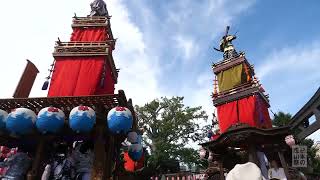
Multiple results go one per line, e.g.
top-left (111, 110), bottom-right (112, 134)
top-left (0, 153), bottom-right (32, 180)
top-left (90, 0), bottom-right (109, 17)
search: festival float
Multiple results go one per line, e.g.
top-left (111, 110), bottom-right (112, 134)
top-left (0, 0), bottom-right (145, 179)
top-left (200, 27), bottom-right (298, 180)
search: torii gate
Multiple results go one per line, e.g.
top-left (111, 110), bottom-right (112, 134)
top-left (290, 87), bottom-right (320, 140)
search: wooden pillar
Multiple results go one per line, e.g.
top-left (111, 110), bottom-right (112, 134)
top-left (91, 110), bottom-right (107, 180)
top-left (248, 144), bottom-right (259, 166)
top-left (278, 151), bottom-right (291, 180)
top-left (105, 135), bottom-right (115, 178)
top-left (27, 137), bottom-right (45, 180)
top-left (218, 160), bottom-right (224, 180)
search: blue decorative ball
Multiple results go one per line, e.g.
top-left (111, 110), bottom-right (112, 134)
top-left (107, 107), bottom-right (133, 134)
top-left (69, 106), bottom-right (96, 133)
top-left (0, 110), bottom-right (8, 131)
top-left (36, 107), bottom-right (65, 134)
top-left (128, 144), bottom-right (143, 161)
top-left (6, 108), bottom-right (37, 135)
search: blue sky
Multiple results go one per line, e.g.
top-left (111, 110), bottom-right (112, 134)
top-left (0, 0), bottom-right (319, 139)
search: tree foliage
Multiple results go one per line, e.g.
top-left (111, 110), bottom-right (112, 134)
top-left (272, 111), bottom-right (292, 127)
top-left (135, 96), bottom-right (209, 172)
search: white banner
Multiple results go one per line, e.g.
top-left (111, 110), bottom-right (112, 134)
top-left (292, 145), bottom-right (307, 167)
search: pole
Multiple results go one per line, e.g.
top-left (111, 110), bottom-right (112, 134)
top-left (278, 151), bottom-right (291, 180)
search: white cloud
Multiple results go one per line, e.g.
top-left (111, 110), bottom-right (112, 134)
top-left (256, 42), bottom-right (320, 113)
top-left (108, 0), bottom-right (163, 105)
top-left (257, 42), bottom-right (320, 80)
top-left (174, 35), bottom-right (199, 61)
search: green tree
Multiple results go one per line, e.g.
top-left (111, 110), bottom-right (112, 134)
top-left (272, 111), bottom-right (292, 127)
top-left (135, 96), bottom-right (209, 172)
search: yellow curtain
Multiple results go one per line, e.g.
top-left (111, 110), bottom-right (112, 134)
top-left (217, 64), bottom-right (247, 92)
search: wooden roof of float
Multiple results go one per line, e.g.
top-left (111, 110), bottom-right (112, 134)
top-left (201, 125), bottom-right (290, 153)
top-left (0, 90), bottom-right (128, 114)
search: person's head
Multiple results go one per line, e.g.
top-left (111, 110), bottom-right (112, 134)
top-left (271, 160), bottom-right (279, 168)
top-left (226, 162), bottom-right (263, 180)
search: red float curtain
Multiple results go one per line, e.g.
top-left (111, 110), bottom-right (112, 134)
top-left (238, 96), bottom-right (257, 127)
top-left (48, 58), bottom-right (81, 96)
top-left (72, 57), bottom-right (105, 95)
top-left (217, 95), bottom-right (272, 133)
top-left (95, 62), bottom-right (115, 95)
top-left (48, 57), bottom-right (106, 97)
top-left (255, 95), bottom-right (272, 128)
top-left (71, 27), bottom-right (107, 41)
top-left (48, 27), bottom-right (115, 96)
top-left (217, 101), bottom-right (238, 133)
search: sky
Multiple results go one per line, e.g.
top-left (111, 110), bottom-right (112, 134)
top-left (0, 1), bottom-right (319, 140)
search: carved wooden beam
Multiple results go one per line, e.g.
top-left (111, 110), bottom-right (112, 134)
top-left (212, 55), bottom-right (255, 75)
top-left (0, 93), bottom-right (123, 113)
top-left (72, 16), bottom-right (109, 27)
top-left (212, 85), bottom-right (270, 107)
top-left (53, 42), bottom-right (111, 57)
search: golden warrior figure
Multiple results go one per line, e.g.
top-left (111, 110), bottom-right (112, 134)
top-left (214, 26), bottom-right (238, 60)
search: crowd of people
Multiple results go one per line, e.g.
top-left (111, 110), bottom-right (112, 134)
top-left (224, 160), bottom-right (307, 180)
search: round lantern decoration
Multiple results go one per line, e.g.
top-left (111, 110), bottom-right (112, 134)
top-left (6, 108), bottom-right (37, 135)
top-left (128, 143), bottom-right (143, 161)
top-left (0, 110), bottom-right (8, 131)
top-left (127, 131), bottom-right (138, 144)
top-left (36, 107), bottom-right (65, 134)
top-left (69, 106), bottom-right (96, 133)
top-left (107, 106), bottom-right (133, 134)
top-left (285, 135), bottom-right (295, 147)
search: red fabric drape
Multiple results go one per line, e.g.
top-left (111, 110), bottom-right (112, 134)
top-left (217, 101), bottom-right (238, 133)
top-left (48, 27), bottom-right (115, 96)
top-left (257, 96), bottom-right (272, 128)
top-left (48, 57), bottom-right (113, 96)
top-left (217, 95), bottom-right (272, 133)
top-left (48, 58), bottom-right (81, 96)
top-left (95, 61), bottom-right (115, 95)
top-left (71, 27), bottom-right (107, 41)
top-left (238, 96), bottom-right (257, 127)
